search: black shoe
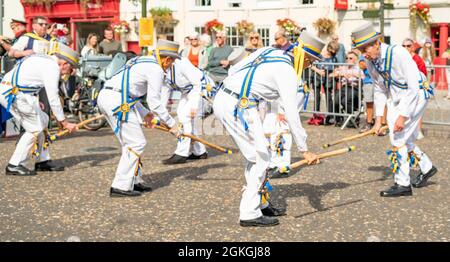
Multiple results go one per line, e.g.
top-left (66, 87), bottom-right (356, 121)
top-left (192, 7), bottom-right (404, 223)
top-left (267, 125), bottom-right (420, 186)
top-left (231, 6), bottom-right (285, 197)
top-left (412, 166), bottom-right (438, 188)
top-left (162, 154), bottom-right (187, 165)
top-left (268, 167), bottom-right (290, 179)
top-left (261, 203), bottom-right (286, 217)
top-left (110, 188), bottom-right (142, 197)
top-left (187, 152), bottom-right (208, 160)
top-left (134, 182), bottom-right (153, 192)
top-left (5, 164), bottom-right (37, 176)
top-left (35, 160), bottom-right (64, 172)
top-left (240, 216), bottom-right (279, 227)
top-left (380, 184), bottom-right (412, 197)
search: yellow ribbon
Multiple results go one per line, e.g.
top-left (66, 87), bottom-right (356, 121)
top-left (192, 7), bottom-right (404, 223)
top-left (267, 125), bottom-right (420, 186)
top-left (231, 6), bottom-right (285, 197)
top-left (293, 38), bottom-right (306, 82)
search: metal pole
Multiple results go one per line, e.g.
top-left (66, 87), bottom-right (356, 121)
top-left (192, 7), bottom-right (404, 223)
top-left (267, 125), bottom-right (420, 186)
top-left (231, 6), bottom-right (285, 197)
top-left (380, 0), bottom-right (385, 37)
top-left (0, 0), bottom-right (4, 35)
top-left (141, 0), bottom-right (147, 55)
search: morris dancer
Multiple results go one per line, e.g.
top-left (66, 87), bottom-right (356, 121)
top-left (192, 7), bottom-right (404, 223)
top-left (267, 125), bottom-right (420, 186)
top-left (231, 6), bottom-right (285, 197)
top-left (351, 23), bottom-right (437, 197)
top-left (97, 40), bottom-right (181, 197)
top-left (0, 43), bottom-right (78, 176)
top-left (213, 31), bottom-right (322, 227)
top-left (160, 56), bottom-right (212, 164)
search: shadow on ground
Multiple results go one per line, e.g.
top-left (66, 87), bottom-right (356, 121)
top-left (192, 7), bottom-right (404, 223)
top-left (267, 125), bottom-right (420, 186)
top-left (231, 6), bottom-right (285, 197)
top-left (144, 163), bottom-right (231, 190)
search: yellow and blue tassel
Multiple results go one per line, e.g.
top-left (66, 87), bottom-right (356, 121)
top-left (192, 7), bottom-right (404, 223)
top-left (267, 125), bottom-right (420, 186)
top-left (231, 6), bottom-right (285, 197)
top-left (386, 148), bottom-right (402, 175)
top-left (408, 151), bottom-right (420, 168)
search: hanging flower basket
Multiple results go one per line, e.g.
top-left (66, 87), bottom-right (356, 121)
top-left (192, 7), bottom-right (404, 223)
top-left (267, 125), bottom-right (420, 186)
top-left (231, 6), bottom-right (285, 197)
top-left (276, 18), bottom-right (301, 36)
top-left (236, 20), bottom-right (255, 36)
top-left (111, 21), bottom-right (130, 34)
top-left (205, 19), bottom-right (224, 34)
top-left (313, 18), bottom-right (336, 36)
top-left (150, 7), bottom-right (179, 35)
top-left (410, 1), bottom-right (431, 39)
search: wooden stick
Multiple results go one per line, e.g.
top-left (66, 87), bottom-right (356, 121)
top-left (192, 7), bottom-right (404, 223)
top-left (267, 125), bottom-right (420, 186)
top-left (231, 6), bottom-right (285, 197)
top-left (322, 125), bottom-right (389, 149)
top-left (200, 93), bottom-right (214, 105)
top-left (277, 146), bottom-right (356, 174)
top-left (49, 114), bottom-right (106, 141)
top-left (150, 119), bottom-right (233, 154)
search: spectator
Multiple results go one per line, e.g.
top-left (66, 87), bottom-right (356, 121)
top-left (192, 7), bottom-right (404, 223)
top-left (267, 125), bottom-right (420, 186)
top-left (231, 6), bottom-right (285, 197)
top-left (81, 33), bottom-right (99, 58)
top-left (179, 36), bottom-right (191, 55)
top-left (99, 27), bottom-right (123, 56)
top-left (205, 31), bottom-right (233, 85)
top-left (332, 34), bottom-right (346, 64)
top-left (442, 37), bottom-right (450, 99)
top-left (272, 29), bottom-right (291, 51)
top-left (309, 41), bottom-right (339, 125)
top-left (358, 55), bottom-right (375, 132)
top-left (8, 16), bottom-right (55, 121)
top-left (402, 38), bottom-right (427, 76)
top-left (0, 19), bottom-right (27, 55)
top-left (9, 16), bottom-right (53, 59)
top-left (181, 33), bottom-right (208, 69)
top-left (245, 31), bottom-right (263, 54)
top-left (334, 51), bottom-right (365, 127)
top-left (419, 38), bottom-right (435, 68)
top-left (200, 33), bottom-right (213, 58)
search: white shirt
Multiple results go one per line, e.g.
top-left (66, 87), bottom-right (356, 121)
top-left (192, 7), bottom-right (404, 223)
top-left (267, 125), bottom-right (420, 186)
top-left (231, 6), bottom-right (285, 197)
top-left (224, 47), bottom-right (308, 152)
top-left (104, 56), bottom-right (176, 128)
top-left (11, 33), bottom-right (50, 55)
top-left (1, 55), bottom-right (65, 121)
top-left (366, 43), bottom-right (423, 118)
top-left (161, 57), bottom-right (203, 108)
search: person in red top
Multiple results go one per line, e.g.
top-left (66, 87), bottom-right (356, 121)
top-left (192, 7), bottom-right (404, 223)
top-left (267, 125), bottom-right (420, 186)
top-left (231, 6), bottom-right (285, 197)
top-left (402, 38), bottom-right (427, 76)
top-left (402, 38), bottom-right (427, 139)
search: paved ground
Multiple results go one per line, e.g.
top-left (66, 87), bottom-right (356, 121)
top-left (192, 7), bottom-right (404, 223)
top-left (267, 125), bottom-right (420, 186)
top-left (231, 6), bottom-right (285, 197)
top-left (0, 116), bottom-right (449, 242)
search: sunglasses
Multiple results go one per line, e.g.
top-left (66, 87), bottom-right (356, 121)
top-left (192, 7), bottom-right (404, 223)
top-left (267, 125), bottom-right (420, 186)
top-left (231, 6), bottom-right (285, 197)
top-left (402, 44), bottom-right (412, 48)
top-left (250, 37), bottom-right (259, 40)
top-left (37, 23), bottom-right (48, 27)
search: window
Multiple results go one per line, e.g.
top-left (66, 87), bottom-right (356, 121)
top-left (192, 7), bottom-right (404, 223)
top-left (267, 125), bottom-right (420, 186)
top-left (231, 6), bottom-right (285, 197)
top-left (257, 27), bottom-right (270, 47)
top-left (195, 0), bottom-right (211, 6)
top-left (228, 0), bottom-right (242, 8)
top-left (195, 26), bottom-right (206, 34)
top-left (301, 0), bottom-right (314, 4)
top-left (226, 26), bottom-right (244, 47)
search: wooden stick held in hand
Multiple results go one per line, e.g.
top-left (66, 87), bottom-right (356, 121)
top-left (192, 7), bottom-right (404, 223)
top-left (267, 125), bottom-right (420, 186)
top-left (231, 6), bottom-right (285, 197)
top-left (322, 126), bottom-right (389, 149)
top-left (49, 114), bottom-right (106, 141)
top-left (150, 119), bottom-right (233, 154)
top-left (277, 146), bottom-right (356, 173)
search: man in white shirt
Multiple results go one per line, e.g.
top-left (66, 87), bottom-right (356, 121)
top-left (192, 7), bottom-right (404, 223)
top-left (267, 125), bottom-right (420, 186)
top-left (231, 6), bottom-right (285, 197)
top-left (351, 23), bottom-right (437, 197)
top-left (97, 40), bottom-right (182, 197)
top-left (160, 57), bottom-right (211, 164)
top-left (213, 31), bottom-right (322, 227)
top-left (0, 43), bottom-right (79, 176)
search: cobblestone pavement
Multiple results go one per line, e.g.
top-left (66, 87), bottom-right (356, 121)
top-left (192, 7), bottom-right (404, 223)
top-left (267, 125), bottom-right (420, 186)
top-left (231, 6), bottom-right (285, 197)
top-left (0, 118), bottom-right (449, 242)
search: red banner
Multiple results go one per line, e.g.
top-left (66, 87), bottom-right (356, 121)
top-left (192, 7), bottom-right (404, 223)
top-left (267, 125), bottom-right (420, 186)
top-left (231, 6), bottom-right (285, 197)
top-left (335, 0), bottom-right (348, 10)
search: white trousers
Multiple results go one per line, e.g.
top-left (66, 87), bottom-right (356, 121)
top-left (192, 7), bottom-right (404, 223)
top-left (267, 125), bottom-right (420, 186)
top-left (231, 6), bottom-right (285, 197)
top-left (387, 95), bottom-right (433, 186)
top-left (174, 93), bottom-right (206, 157)
top-left (0, 88), bottom-right (51, 169)
top-left (213, 89), bottom-right (270, 220)
top-left (97, 89), bottom-right (145, 191)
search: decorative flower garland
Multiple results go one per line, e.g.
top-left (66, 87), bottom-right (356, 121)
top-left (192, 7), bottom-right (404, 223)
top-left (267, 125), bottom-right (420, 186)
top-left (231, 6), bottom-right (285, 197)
top-left (410, 1), bottom-right (431, 38)
top-left (276, 18), bottom-right (300, 36)
top-left (313, 17), bottom-right (336, 36)
top-left (236, 20), bottom-right (255, 36)
top-left (111, 21), bottom-right (130, 34)
top-left (205, 19), bottom-right (224, 33)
